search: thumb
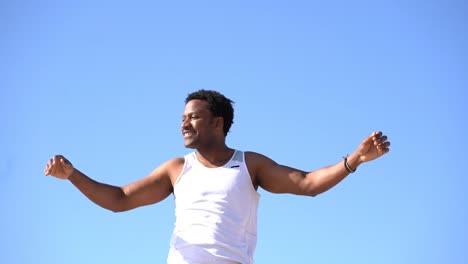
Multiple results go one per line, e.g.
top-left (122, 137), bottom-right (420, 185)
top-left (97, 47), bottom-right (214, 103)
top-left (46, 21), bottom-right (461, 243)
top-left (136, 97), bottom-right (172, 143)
top-left (358, 132), bottom-right (375, 156)
top-left (362, 132), bottom-right (375, 145)
top-left (60, 158), bottom-right (71, 168)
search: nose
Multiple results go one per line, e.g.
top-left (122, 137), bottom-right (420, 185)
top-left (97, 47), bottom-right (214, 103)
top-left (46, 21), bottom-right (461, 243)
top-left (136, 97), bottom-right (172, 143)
top-left (181, 119), bottom-right (190, 130)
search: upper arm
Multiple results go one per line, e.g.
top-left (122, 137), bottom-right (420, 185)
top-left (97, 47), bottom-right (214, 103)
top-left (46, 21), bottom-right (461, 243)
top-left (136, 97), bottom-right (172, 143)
top-left (246, 152), bottom-right (314, 196)
top-left (120, 158), bottom-right (184, 211)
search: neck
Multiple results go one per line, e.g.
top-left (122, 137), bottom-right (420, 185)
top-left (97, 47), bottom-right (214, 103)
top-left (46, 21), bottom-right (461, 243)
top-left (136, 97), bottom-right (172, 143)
top-left (196, 146), bottom-right (234, 167)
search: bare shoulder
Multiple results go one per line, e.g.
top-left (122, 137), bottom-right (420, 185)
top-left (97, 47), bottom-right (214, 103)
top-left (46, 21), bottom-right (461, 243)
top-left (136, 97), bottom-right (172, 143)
top-left (245, 151), bottom-right (276, 167)
top-left (163, 157), bottom-right (185, 168)
top-left (244, 151), bottom-right (277, 187)
top-left (159, 157), bottom-right (185, 182)
top-left (143, 157), bottom-right (184, 184)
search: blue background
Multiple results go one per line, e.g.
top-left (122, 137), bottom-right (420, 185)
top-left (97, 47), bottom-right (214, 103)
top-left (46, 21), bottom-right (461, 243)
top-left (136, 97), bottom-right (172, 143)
top-left (1, 1), bottom-right (467, 263)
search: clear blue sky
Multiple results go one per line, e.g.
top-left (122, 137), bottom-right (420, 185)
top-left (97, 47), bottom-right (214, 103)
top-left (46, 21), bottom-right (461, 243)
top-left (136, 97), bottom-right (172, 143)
top-left (1, 1), bottom-right (467, 263)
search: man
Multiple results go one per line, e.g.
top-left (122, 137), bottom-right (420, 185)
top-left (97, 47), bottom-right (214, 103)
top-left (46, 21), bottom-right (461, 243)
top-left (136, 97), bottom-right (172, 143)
top-left (44, 90), bottom-right (390, 264)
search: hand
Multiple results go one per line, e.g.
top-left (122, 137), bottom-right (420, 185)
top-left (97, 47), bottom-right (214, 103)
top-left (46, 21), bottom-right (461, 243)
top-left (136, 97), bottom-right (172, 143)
top-left (44, 155), bottom-right (75, 179)
top-left (357, 131), bottom-right (390, 163)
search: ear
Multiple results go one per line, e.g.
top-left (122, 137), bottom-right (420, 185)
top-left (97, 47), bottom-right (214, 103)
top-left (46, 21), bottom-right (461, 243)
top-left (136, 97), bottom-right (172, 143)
top-left (214, 116), bottom-right (224, 131)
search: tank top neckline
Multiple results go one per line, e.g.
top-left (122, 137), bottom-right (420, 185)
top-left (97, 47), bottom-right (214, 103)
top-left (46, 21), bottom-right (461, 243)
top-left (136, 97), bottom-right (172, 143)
top-left (192, 150), bottom-right (238, 169)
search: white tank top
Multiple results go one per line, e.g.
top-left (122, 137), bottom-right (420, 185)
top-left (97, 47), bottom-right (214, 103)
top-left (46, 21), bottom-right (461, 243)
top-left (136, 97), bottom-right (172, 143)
top-left (168, 150), bottom-right (260, 264)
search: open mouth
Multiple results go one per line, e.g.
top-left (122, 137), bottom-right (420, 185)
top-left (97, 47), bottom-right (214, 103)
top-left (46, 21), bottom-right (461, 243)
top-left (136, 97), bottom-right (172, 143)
top-left (183, 131), bottom-right (195, 138)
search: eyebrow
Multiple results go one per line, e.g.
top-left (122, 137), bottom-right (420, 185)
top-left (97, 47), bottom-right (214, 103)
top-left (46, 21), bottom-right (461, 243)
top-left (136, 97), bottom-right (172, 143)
top-left (182, 111), bottom-right (200, 118)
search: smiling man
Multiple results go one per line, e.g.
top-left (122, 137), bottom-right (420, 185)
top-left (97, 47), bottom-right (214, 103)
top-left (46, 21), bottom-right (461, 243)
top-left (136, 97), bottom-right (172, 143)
top-left (44, 89), bottom-right (391, 264)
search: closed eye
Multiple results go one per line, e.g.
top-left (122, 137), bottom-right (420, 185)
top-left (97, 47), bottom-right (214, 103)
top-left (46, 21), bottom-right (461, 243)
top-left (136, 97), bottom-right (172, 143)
top-left (182, 115), bottom-right (199, 123)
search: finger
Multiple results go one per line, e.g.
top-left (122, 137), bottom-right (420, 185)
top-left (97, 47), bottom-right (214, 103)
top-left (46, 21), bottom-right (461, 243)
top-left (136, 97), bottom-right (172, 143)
top-left (49, 163), bottom-right (56, 176)
top-left (44, 158), bottom-right (53, 175)
top-left (372, 131), bottom-right (383, 139)
top-left (377, 140), bottom-right (390, 147)
top-left (53, 155), bottom-right (61, 164)
top-left (373, 135), bottom-right (388, 146)
top-left (366, 131), bottom-right (381, 144)
top-left (377, 141), bottom-right (391, 152)
top-left (60, 158), bottom-right (70, 169)
top-left (51, 156), bottom-right (61, 174)
top-left (363, 132), bottom-right (376, 144)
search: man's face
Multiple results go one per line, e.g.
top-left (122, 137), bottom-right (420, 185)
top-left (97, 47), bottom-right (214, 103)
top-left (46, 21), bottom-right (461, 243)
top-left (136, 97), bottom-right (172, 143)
top-left (181, 99), bottom-right (217, 149)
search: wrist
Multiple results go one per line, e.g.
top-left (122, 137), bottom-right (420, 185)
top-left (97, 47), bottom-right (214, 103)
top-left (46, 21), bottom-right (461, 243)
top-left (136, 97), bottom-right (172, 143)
top-left (67, 168), bottom-right (77, 181)
top-left (345, 152), bottom-right (362, 172)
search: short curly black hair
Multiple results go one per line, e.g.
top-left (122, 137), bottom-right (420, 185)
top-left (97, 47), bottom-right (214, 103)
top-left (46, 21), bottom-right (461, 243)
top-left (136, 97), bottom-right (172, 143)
top-left (185, 90), bottom-right (234, 136)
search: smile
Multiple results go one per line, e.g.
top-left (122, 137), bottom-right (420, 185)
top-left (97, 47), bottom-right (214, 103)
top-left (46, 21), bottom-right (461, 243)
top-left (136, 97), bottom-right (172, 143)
top-left (183, 131), bottom-right (195, 138)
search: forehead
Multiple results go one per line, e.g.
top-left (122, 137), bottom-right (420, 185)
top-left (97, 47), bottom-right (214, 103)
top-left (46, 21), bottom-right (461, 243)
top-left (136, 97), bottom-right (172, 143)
top-left (183, 99), bottom-right (211, 115)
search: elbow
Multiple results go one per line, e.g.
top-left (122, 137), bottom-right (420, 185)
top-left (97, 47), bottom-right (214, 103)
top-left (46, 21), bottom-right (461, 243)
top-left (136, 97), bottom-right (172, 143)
top-left (109, 199), bottom-right (134, 213)
top-left (301, 179), bottom-right (320, 197)
top-left (306, 184), bottom-right (328, 197)
top-left (109, 203), bottom-right (133, 213)
top-left (103, 204), bottom-right (127, 213)
top-left (303, 179), bottom-right (326, 197)
top-left (296, 185), bottom-right (320, 197)
top-left (305, 189), bottom-right (319, 197)
top-left (110, 208), bottom-right (125, 213)
top-left (108, 190), bottom-right (131, 213)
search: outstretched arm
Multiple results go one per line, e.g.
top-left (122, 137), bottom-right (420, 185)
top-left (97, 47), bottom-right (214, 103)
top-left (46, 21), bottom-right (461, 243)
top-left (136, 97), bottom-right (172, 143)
top-left (253, 131), bottom-right (390, 196)
top-left (44, 155), bottom-right (179, 212)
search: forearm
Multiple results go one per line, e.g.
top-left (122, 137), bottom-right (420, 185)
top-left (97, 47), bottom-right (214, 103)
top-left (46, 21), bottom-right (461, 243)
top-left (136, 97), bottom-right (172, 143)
top-left (68, 169), bottom-right (126, 212)
top-left (306, 151), bottom-right (362, 196)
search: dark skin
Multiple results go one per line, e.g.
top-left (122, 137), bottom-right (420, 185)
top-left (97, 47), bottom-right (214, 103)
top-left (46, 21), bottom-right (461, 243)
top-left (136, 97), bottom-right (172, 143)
top-left (44, 99), bottom-right (390, 212)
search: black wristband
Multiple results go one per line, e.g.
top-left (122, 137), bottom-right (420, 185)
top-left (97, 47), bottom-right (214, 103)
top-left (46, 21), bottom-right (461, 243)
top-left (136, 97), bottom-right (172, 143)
top-left (343, 156), bottom-right (356, 173)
